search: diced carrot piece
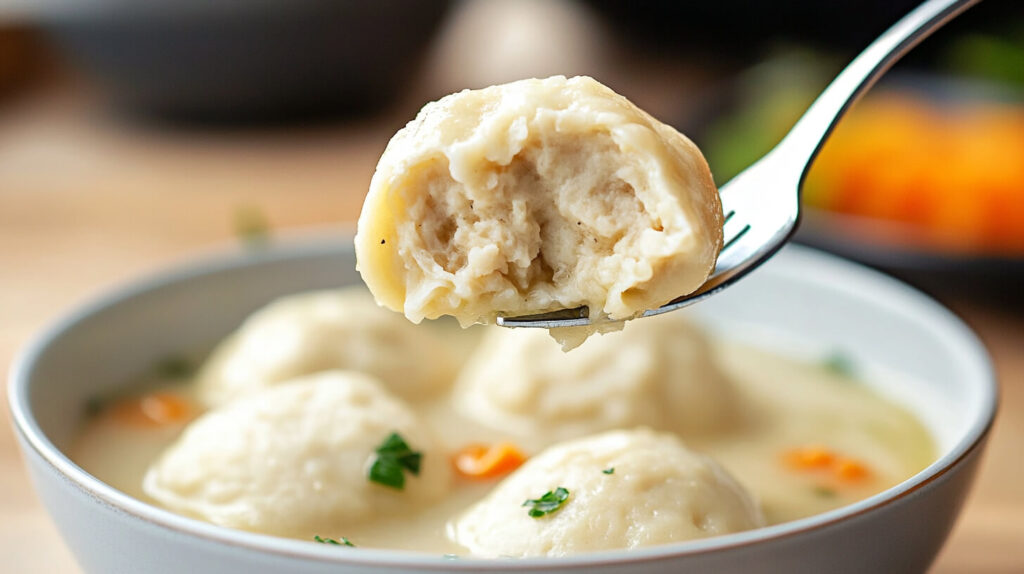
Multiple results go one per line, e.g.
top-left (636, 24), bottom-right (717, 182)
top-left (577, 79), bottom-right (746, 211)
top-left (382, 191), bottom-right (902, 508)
top-left (835, 458), bottom-right (870, 482)
top-left (782, 444), bottom-right (873, 487)
top-left (112, 392), bottom-right (194, 427)
top-left (454, 442), bottom-right (526, 479)
top-left (782, 446), bottom-right (835, 470)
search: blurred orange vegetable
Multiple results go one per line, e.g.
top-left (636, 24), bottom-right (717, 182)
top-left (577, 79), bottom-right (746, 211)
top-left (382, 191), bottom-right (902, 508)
top-left (805, 93), bottom-right (1024, 253)
top-left (453, 442), bottom-right (526, 479)
top-left (835, 458), bottom-right (871, 482)
top-left (782, 445), bottom-right (871, 485)
top-left (111, 392), bottom-right (195, 427)
top-left (782, 445), bottom-right (836, 470)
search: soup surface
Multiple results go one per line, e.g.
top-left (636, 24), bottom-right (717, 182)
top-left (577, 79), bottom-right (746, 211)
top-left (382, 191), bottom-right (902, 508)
top-left (72, 290), bottom-right (935, 557)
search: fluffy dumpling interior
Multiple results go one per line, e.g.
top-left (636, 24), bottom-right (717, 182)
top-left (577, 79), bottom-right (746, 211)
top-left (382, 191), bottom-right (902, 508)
top-left (355, 75), bottom-right (723, 346)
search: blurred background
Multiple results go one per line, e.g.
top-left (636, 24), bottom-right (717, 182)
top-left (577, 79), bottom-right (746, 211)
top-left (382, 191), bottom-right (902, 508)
top-left (0, 1), bottom-right (1022, 572)
top-left (2, 0), bottom-right (1022, 299)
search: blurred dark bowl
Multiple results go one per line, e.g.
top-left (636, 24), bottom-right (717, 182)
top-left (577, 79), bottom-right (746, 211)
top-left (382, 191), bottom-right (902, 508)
top-left (46, 1), bottom-right (450, 123)
top-left (0, 27), bottom-right (50, 100)
top-left (584, 0), bottom-right (919, 57)
top-left (584, 0), bottom-right (1022, 63)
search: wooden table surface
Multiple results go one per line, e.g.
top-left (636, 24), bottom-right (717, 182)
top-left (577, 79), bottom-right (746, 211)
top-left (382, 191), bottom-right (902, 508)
top-left (1, 87), bottom-right (1022, 574)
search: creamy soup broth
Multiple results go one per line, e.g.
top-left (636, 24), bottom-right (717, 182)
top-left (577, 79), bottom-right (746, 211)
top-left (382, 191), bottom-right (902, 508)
top-left (73, 320), bottom-right (934, 554)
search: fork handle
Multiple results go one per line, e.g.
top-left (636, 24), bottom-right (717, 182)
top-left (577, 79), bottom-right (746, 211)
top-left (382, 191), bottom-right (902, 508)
top-left (772, 0), bottom-right (982, 188)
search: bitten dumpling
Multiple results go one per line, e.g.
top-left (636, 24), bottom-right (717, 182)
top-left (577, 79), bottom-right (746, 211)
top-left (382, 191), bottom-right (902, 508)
top-left (195, 288), bottom-right (456, 407)
top-left (450, 429), bottom-right (763, 557)
top-left (143, 372), bottom-right (450, 536)
top-left (355, 75), bottom-right (723, 342)
top-left (453, 312), bottom-right (738, 447)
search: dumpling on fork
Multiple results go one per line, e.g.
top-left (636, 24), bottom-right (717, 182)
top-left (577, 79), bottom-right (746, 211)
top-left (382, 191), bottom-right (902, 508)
top-left (355, 75), bottom-right (723, 348)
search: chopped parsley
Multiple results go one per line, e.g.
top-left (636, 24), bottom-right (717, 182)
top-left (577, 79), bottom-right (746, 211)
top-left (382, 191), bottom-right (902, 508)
top-left (84, 388), bottom-right (123, 417)
top-left (522, 487), bottom-right (570, 518)
top-left (85, 395), bottom-right (106, 416)
top-left (602, 467), bottom-right (615, 475)
top-left (313, 535), bottom-right (354, 547)
top-left (368, 432), bottom-right (422, 490)
top-left (822, 351), bottom-right (857, 378)
top-left (812, 485), bottom-right (837, 499)
top-left (154, 355), bottom-right (195, 379)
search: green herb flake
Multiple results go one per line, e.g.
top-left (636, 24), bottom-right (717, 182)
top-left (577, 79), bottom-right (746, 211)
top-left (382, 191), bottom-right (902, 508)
top-left (602, 467), bottom-right (615, 475)
top-left (368, 432), bottom-right (422, 490)
top-left (822, 351), bottom-right (857, 378)
top-left (442, 554), bottom-right (459, 560)
top-left (233, 205), bottom-right (271, 247)
top-left (154, 355), bottom-right (195, 380)
top-left (313, 535), bottom-right (355, 547)
top-left (85, 395), bottom-right (106, 417)
top-left (84, 390), bottom-right (123, 417)
top-left (522, 486), bottom-right (570, 518)
top-left (812, 485), bottom-right (838, 499)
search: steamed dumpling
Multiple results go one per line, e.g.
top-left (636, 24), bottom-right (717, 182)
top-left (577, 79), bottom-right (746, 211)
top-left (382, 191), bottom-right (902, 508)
top-left (355, 75), bottom-right (723, 343)
top-left (195, 288), bottom-right (456, 407)
top-left (450, 429), bottom-right (763, 557)
top-left (453, 312), bottom-right (738, 447)
top-left (144, 371), bottom-right (450, 536)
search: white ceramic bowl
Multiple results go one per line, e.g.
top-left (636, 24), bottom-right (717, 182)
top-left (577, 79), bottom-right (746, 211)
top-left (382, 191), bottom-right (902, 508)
top-left (8, 238), bottom-right (996, 574)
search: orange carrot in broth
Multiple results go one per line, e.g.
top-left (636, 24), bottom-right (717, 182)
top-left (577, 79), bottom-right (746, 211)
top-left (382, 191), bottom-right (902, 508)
top-left (454, 442), bottom-right (527, 479)
top-left (111, 392), bottom-right (194, 427)
top-left (782, 445), bottom-right (872, 485)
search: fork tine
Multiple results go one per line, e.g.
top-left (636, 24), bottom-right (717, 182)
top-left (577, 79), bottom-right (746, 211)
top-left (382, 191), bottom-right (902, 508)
top-left (497, 216), bottom-right (752, 328)
top-left (719, 194), bottom-right (752, 262)
top-left (721, 222), bottom-right (751, 253)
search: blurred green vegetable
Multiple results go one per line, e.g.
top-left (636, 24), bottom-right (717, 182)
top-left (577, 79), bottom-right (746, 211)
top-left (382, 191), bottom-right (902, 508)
top-left (703, 49), bottom-right (835, 185)
top-left (945, 27), bottom-right (1024, 88)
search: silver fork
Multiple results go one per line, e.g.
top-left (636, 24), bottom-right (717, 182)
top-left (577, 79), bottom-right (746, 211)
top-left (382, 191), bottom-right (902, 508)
top-left (498, 0), bottom-right (981, 329)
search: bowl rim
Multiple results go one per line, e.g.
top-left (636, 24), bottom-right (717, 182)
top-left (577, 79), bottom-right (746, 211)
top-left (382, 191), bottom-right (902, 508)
top-left (7, 237), bottom-right (998, 570)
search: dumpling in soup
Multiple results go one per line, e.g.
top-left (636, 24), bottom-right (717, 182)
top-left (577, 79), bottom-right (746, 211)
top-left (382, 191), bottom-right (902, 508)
top-left (453, 312), bottom-right (739, 447)
top-left (451, 428), bottom-right (763, 557)
top-left (144, 371), bottom-right (450, 536)
top-left (195, 287), bottom-right (456, 407)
